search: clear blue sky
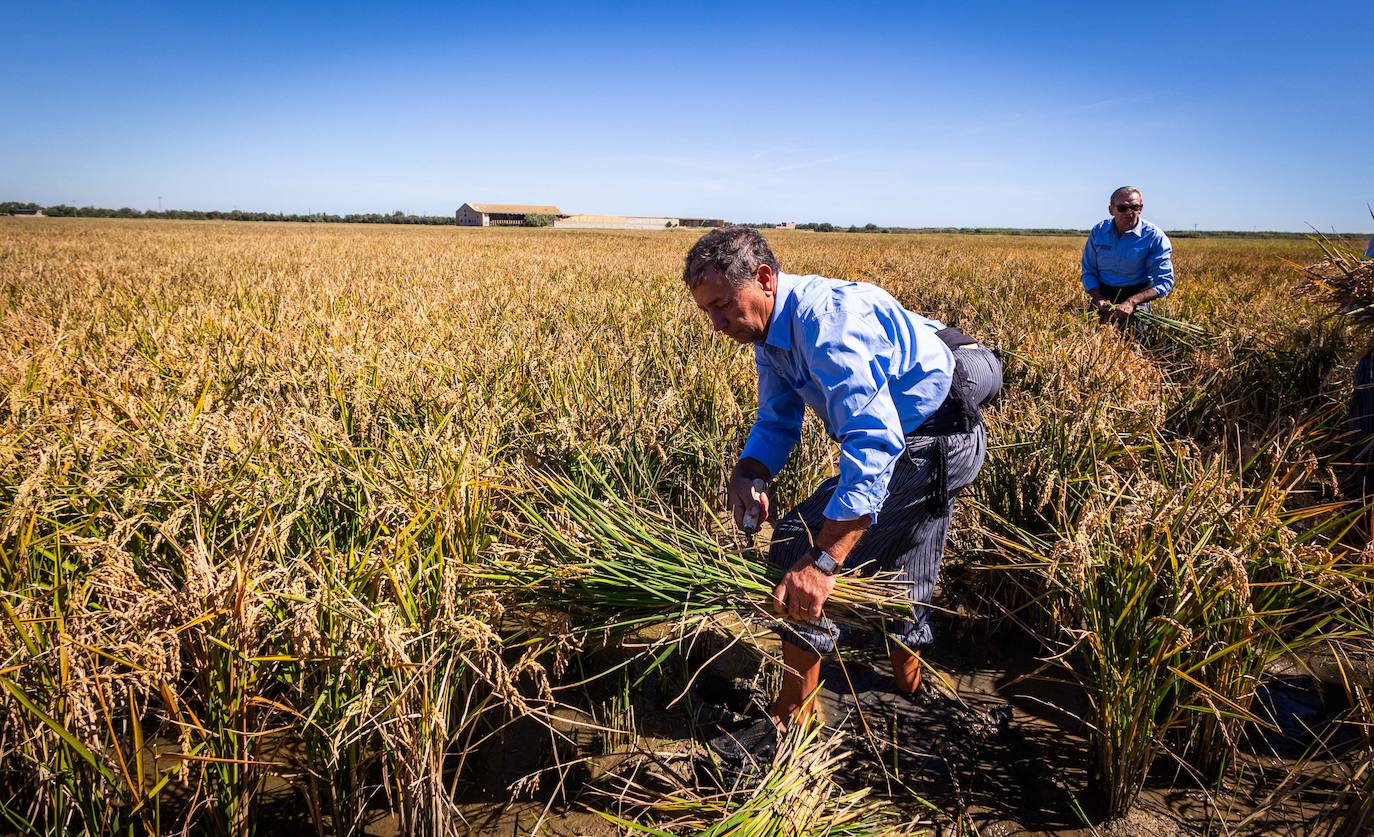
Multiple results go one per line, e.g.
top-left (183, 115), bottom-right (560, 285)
top-left (3, 1), bottom-right (1371, 231)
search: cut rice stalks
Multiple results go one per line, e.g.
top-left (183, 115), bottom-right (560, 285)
top-left (483, 470), bottom-right (914, 636)
top-left (1131, 307), bottom-right (1210, 339)
top-left (595, 719), bottom-right (925, 836)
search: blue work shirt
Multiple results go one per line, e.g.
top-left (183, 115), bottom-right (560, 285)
top-left (739, 272), bottom-right (954, 522)
top-left (1080, 218), bottom-right (1175, 297)
top-left (1365, 235), bottom-right (1373, 259)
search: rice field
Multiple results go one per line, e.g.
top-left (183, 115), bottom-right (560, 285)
top-left (1, 218), bottom-right (1371, 835)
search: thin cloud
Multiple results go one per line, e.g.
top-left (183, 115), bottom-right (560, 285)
top-left (770, 150), bottom-right (868, 174)
top-left (949, 94), bottom-right (1157, 138)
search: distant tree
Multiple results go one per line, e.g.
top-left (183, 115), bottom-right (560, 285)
top-left (863, 223), bottom-right (879, 231)
top-left (523, 214), bottom-right (555, 227)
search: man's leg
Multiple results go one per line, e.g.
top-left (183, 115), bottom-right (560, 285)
top-left (877, 468), bottom-right (957, 691)
top-left (891, 645), bottom-right (923, 693)
top-left (767, 439), bottom-right (983, 707)
top-left (770, 641), bottom-right (822, 724)
top-left (766, 477), bottom-right (842, 726)
top-left (879, 349), bottom-right (1000, 689)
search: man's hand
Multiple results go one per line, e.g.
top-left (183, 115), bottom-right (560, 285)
top-left (772, 550), bottom-right (837, 622)
top-left (729, 459), bottom-right (771, 531)
top-left (1109, 300), bottom-right (1136, 322)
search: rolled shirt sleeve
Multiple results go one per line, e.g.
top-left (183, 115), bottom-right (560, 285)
top-left (1147, 232), bottom-right (1175, 297)
top-left (1080, 236), bottom-right (1102, 293)
top-left (739, 353), bottom-right (805, 476)
top-left (807, 312), bottom-right (907, 522)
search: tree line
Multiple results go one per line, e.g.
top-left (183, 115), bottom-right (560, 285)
top-left (1, 202), bottom-right (456, 225)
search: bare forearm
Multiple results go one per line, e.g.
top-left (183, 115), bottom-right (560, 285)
top-left (1126, 287), bottom-right (1160, 306)
top-left (814, 516), bottom-right (870, 564)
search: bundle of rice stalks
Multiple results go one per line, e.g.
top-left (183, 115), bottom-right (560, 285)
top-left (596, 720), bottom-right (923, 836)
top-left (1131, 307), bottom-right (1210, 339)
top-left (485, 470), bottom-right (914, 636)
top-left (1301, 235), bottom-right (1374, 334)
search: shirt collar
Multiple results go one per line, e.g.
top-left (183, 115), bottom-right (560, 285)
top-left (762, 271), bottom-right (796, 350)
top-left (1113, 218), bottom-right (1144, 237)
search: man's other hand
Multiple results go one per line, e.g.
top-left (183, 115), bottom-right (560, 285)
top-left (772, 551), bottom-right (837, 622)
top-left (729, 459), bottom-right (771, 530)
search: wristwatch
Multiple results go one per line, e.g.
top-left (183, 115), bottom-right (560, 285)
top-left (812, 549), bottom-right (843, 576)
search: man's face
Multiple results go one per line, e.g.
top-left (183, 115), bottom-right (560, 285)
top-left (690, 264), bottom-right (776, 344)
top-left (1109, 192), bottom-right (1143, 232)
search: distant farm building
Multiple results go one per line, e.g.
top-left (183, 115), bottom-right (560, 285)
top-left (554, 214), bottom-right (678, 231)
top-left (456, 203), bottom-right (562, 227)
top-left (552, 214), bottom-right (727, 230)
top-left (455, 202), bottom-right (724, 231)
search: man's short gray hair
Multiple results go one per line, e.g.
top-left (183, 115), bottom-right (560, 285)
top-left (1110, 185), bottom-right (1142, 204)
top-left (683, 226), bottom-right (781, 289)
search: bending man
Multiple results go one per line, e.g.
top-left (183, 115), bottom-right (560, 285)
top-left (683, 227), bottom-right (1002, 730)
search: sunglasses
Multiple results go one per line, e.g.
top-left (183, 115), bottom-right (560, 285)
top-left (1114, 203), bottom-right (1143, 212)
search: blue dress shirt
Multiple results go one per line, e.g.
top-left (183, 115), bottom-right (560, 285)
top-left (1365, 235), bottom-right (1373, 259)
top-left (1080, 218), bottom-right (1175, 297)
top-left (739, 272), bottom-right (954, 522)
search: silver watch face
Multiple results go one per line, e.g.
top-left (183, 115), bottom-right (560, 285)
top-left (814, 551), bottom-right (841, 575)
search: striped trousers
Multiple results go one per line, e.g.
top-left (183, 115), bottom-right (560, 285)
top-left (767, 346), bottom-right (1003, 655)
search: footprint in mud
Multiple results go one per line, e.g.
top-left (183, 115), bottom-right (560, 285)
top-left (816, 662), bottom-right (1070, 825)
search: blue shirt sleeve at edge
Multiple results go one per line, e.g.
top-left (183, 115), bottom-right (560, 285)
top-left (1148, 231), bottom-right (1175, 297)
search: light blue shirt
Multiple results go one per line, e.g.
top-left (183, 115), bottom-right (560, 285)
top-left (1080, 218), bottom-right (1175, 297)
top-left (739, 272), bottom-right (954, 522)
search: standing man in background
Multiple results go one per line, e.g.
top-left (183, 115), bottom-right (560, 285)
top-left (1080, 186), bottom-right (1175, 326)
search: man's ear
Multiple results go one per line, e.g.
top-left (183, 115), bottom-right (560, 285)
top-left (755, 263), bottom-right (776, 292)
